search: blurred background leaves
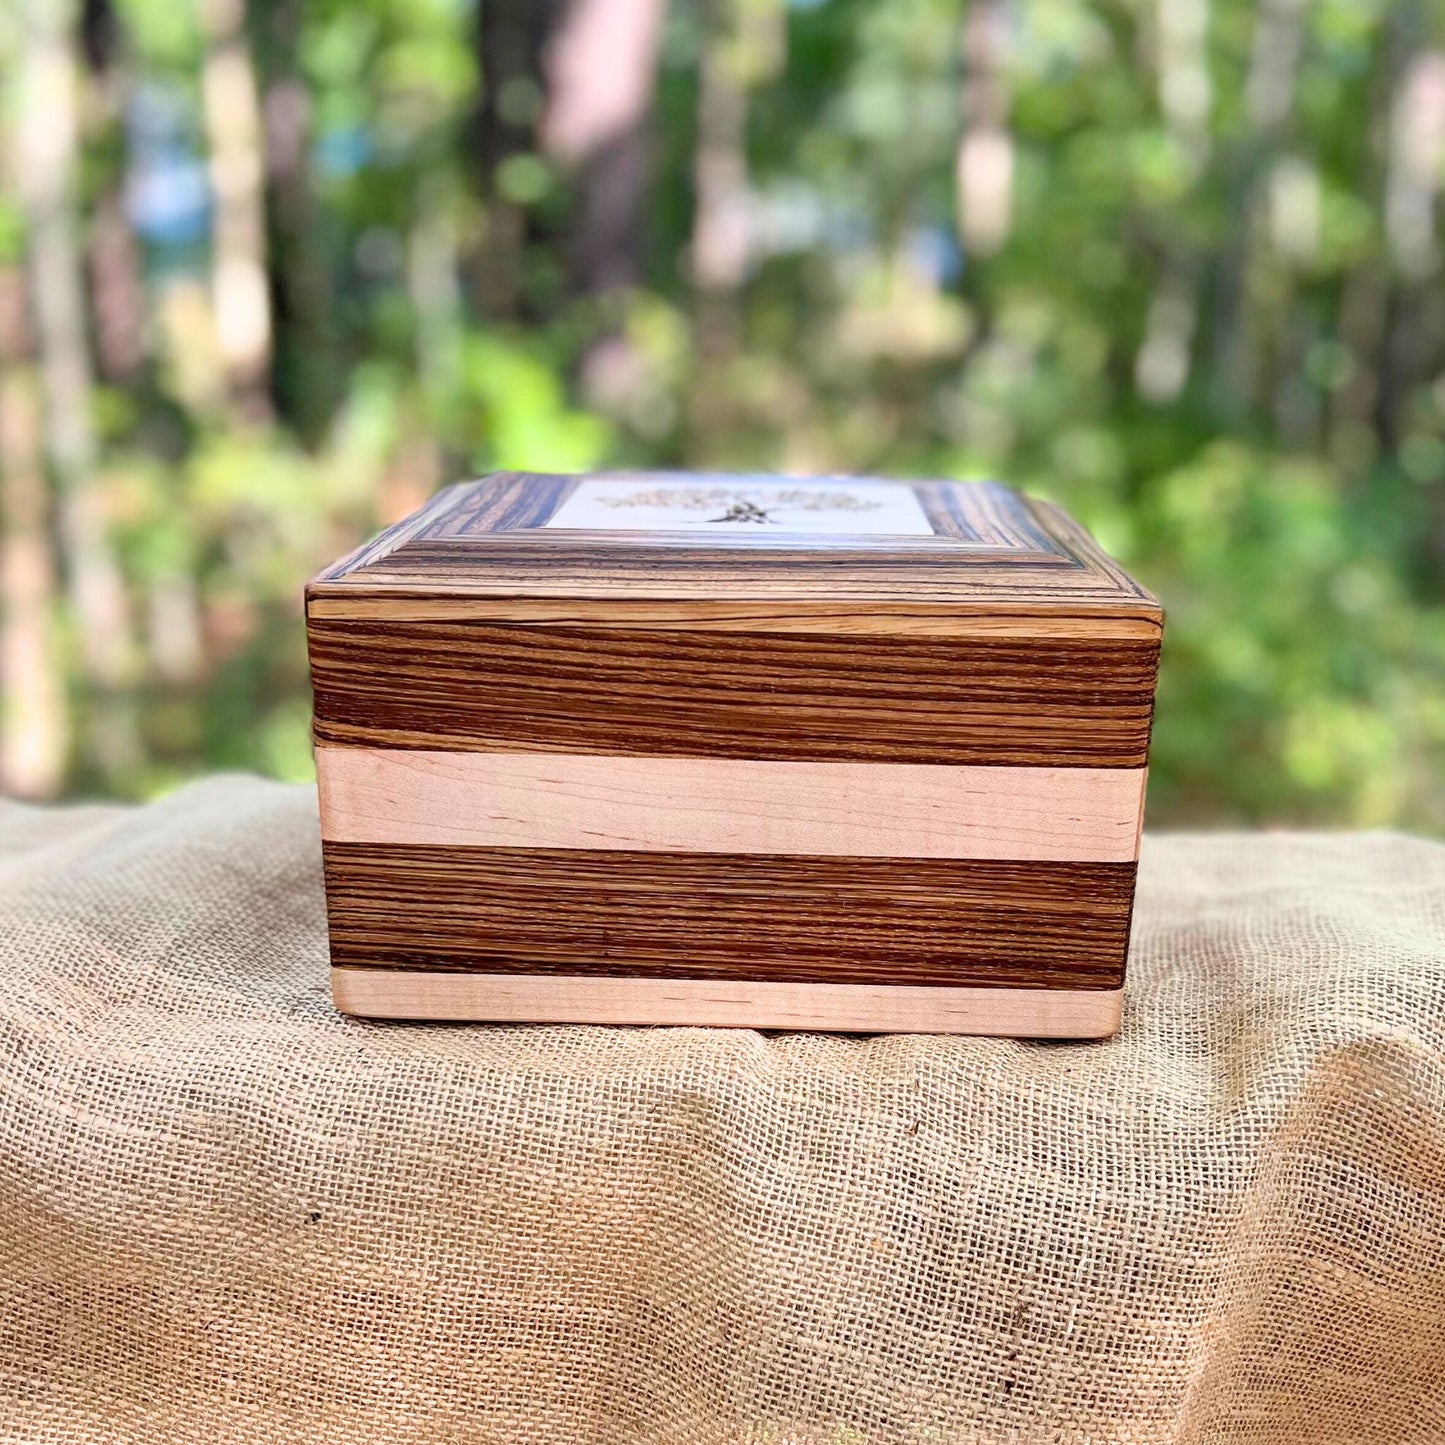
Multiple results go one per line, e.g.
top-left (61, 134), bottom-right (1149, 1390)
top-left (0, 0), bottom-right (1441, 829)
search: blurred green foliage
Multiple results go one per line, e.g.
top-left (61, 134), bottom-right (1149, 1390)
top-left (3, 0), bottom-right (1443, 829)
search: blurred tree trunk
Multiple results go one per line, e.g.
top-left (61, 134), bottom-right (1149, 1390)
top-left (1135, 0), bottom-right (1214, 407)
top-left (1157, 0), bottom-right (1212, 177)
top-left (1329, 12), bottom-right (1396, 461)
top-left (87, 197), bottom-right (146, 385)
top-left (81, 0), bottom-right (145, 385)
top-left (1327, 7), bottom-right (1442, 475)
top-left (396, 178), bottom-right (456, 519)
top-left (0, 265), bottom-right (68, 798)
top-left (540, 0), bottom-right (665, 407)
top-left (1203, 0), bottom-right (1303, 420)
top-left (471, 0), bottom-right (556, 318)
top-left (541, 0), bottom-right (664, 297)
top-left (82, 0), bottom-right (205, 690)
top-left (690, 0), bottom-right (782, 397)
top-left (256, 0), bottom-right (336, 445)
top-left (1243, 0), bottom-right (1313, 429)
top-left (1380, 33), bottom-right (1445, 587)
top-left (199, 0), bottom-right (273, 423)
top-left (1378, 46), bottom-right (1445, 454)
top-left (14, 0), bottom-right (139, 787)
top-left (691, 0), bottom-right (749, 366)
top-left (956, 0), bottom-right (1013, 262)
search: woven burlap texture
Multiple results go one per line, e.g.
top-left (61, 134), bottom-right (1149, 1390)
top-left (1, 778), bottom-right (1443, 1444)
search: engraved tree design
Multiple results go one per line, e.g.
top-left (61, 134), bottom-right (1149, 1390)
top-left (706, 499), bottom-right (776, 523)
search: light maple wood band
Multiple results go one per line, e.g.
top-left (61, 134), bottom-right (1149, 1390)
top-left (331, 968), bottom-right (1125, 1037)
top-left (306, 594), bottom-right (1163, 639)
top-left (317, 747), bottom-right (1147, 863)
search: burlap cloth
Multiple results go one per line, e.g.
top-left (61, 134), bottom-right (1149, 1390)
top-left (1, 778), bottom-right (1443, 1444)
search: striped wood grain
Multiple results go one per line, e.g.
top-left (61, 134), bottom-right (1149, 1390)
top-left (307, 475), bottom-right (1164, 613)
top-left (305, 594), bottom-right (1163, 638)
top-left (309, 473), bottom-right (1159, 1032)
top-left (316, 747), bottom-right (1147, 862)
top-left (321, 843), bottom-right (1135, 989)
top-left (331, 969), bottom-right (1126, 1036)
top-left (310, 541), bottom-right (1161, 606)
top-left (308, 621), bottom-right (1160, 767)
top-left (411, 474), bottom-right (1074, 551)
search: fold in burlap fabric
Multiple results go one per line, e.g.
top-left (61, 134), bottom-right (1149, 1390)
top-left (2, 779), bottom-right (1443, 1444)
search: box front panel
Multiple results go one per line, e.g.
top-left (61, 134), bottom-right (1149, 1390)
top-left (311, 643), bottom-right (1149, 1024)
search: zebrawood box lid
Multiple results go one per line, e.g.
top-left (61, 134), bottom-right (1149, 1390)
top-left (307, 472), bottom-right (1161, 629)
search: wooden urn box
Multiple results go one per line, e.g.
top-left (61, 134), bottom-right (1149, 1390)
top-left (307, 472), bottom-right (1162, 1037)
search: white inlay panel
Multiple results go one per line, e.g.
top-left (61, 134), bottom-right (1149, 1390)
top-left (544, 475), bottom-right (935, 535)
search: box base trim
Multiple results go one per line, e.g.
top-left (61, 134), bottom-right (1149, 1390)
top-left (331, 968), bottom-right (1124, 1038)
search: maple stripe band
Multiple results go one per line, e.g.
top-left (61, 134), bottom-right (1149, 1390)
top-left (331, 970), bottom-right (1125, 1038)
top-left (316, 746), bottom-right (1146, 863)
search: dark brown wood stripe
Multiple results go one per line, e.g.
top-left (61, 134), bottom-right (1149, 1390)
top-left (321, 844), bottom-right (1134, 989)
top-left (308, 620), bottom-right (1159, 766)
top-left (415, 471), bottom-right (575, 537)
